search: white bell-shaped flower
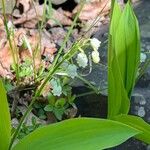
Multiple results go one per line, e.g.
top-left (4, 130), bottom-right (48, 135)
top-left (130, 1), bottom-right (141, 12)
top-left (92, 50), bottom-right (100, 64)
top-left (90, 38), bottom-right (101, 51)
top-left (76, 52), bottom-right (88, 68)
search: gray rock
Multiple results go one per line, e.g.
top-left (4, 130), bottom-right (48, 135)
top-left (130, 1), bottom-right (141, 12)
top-left (137, 107), bottom-right (146, 117)
top-left (147, 145), bottom-right (150, 150)
top-left (141, 24), bottom-right (150, 38)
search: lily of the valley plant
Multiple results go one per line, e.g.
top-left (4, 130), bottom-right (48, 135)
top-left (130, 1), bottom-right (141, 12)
top-left (108, 0), bottom-right (150, 144)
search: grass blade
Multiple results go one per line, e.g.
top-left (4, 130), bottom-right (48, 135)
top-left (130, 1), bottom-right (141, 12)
top-left (0, 79), bottom-right (11, 150)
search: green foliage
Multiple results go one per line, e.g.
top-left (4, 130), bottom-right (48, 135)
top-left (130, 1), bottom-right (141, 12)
top-left (44, 92), bottom-right (76, 120)
top-left (108, 0), bottom-right (150, 145)
top-left (18, 117), bottom-right (42, 139)
top-left (0, 80), bottom-right (11, 150)
top-left (50, 78), bottom-right (62, 96)
top-left (12, 118), bottom-right (139, 150)
top-left (18, 59), bottom-right (33, 78)
top-left (0, 79), bottom-right (141, 150)
top-left (108, 1), bottom-right (140, 118)
top-left (2, 79), bottom-right (14, 92)
top-left (44, 98), bottom-right (66, 120)
top-left (66, 64), bottom-right (78, 79)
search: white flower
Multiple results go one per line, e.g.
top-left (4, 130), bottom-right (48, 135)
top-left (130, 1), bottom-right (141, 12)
top-left (90, 38), bottom-right (101, 51)
top-left (76, 52), bottom-right (88, 68)
top-left (92, 51), bottom-right (100, 63)
top-left (140, 53), bottom-right (146, 63)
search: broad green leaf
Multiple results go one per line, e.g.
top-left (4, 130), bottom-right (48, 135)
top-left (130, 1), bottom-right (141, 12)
top-left (108, 1), bottom-right (140, 118)
top-left (115, 2), bottom-right (140, 97)
top-left (114, 114), bottom-right (150, 144)
top-left (108, 1), bottom-right (130, 118)
top-left (110, 1), bottom-right (122, 38)
top-left (0, 79), bottom-right (11, 150)
top-left (13, 118), bottom-right (139, 150)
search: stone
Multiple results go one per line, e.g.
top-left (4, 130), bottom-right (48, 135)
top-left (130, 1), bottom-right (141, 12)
top-left (146, 45), bottom-right (150, 51)
top-left (132, 93), bottom-right (146, 105)
top-left (12, 118), bottom-right (19, 129)
top-left (147, 145), bottom-right (150, 150)
top-left (137, 107), bottom-right (146, 117)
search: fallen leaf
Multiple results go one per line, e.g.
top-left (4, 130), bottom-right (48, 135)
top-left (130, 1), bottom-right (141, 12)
top-left (18, 106), bottom-right (46, 126)
top-left (0, 42), bottom-right (14, 77)
top-left (73, 0), bottom-right (111, 21)
top-left (0, 17), bottom-right (4, 26)
top-left (47, 8), bottom-right (72, 27)
top-left (13, 4), bottom-right (44, 28)
top-left (16, 0), bottom-right (31, 13)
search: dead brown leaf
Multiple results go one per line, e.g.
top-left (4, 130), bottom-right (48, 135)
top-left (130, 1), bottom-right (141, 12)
top-left (73, 0), bottom-right (111, 21)
top-left (0, 42), bottom-right (14, 77)
top-left (13, 4), bottom-right (44, 28)
top-left (47, 8), bottom-right (72, 27)
top-left (17, 0), bottom-right (31, 13)
top-left (0, 24), bottom-right (58, 78)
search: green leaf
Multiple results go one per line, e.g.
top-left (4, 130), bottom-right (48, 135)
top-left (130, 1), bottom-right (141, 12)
top-left (66, 64), bottom-right (78, 79)
top-left (50, 79), bottom-right (62, 96)
top-left (115, 2), bottom-right (140, 97)
top-left (110, 1), bottom-right (122, 38)
top-left (53, 108), bottom-right (65, 120)
top-left (108, 1), bottom-right (130, 118)
top-left (108, 1), bottom-right (140, 118)
top-left (13, 118), bottom-right (139, 150)
top-left (113, 114), bottom-right (150, 144)
top-left (55, 98), bottom-right (66, 108)
top-left (44, 105), bottom-right (53, 112)
top-left (0, 79), bottom-right (11, 150)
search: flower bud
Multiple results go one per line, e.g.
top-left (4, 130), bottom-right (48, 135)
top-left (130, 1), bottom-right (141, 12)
top-left (92, 51), bottom-right (100, 63)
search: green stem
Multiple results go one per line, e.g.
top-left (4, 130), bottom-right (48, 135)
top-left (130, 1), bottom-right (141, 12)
top-left (77, 75), bottom-right (99, 94)
top-left (1, 0), bottom-right (20, 84)
top-left (76, 91), bottom-right (97, 98)
top-left (76, 88), bottom-right (107, 98)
